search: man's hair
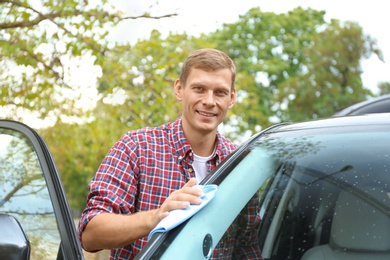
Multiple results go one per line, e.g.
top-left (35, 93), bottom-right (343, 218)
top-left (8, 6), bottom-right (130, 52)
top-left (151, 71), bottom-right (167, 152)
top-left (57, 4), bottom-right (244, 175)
top-left (179, 48), bottom-right (236, 90)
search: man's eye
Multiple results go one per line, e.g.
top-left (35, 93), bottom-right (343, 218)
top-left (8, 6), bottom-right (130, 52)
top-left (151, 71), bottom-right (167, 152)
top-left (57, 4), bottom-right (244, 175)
top-left (216, 91), bottom-right (227, 96)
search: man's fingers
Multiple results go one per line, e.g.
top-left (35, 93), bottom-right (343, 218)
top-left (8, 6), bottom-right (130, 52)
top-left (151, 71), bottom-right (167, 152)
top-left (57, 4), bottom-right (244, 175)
top-left (168, 192), bottom-right (202, 207)
top-left (183, 177), bottom-right (197, 187)
top-left (157, 178), bottom-right (205, 221)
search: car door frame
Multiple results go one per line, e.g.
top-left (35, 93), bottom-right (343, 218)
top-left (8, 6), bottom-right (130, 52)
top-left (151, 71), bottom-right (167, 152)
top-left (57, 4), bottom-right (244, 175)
top-left (0, 119), bottom-right (84, 260)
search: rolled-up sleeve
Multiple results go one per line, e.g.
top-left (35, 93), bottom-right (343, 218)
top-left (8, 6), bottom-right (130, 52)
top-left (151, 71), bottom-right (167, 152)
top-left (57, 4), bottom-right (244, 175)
top-left (77, 135), bottom-right (139, 246)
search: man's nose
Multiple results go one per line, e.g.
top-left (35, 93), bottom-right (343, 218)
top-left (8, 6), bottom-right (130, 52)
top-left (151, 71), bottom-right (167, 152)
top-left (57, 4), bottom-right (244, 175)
top-left (202, 91), bottom-right (215, 105)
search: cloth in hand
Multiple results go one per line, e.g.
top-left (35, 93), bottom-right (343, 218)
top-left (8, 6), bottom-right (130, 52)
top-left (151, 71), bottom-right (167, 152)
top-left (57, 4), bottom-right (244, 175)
top-left (148, 184), bottom-right (218, 241)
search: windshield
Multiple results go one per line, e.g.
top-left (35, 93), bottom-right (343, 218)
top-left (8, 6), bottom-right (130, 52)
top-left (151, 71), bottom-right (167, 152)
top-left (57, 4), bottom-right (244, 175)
top-left (255, 128), bottom-right (390, 259)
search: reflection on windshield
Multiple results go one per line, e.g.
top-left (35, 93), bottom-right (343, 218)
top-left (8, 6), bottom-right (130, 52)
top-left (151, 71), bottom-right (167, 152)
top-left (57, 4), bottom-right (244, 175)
top-left (0, 130), bottom-right (60, 259)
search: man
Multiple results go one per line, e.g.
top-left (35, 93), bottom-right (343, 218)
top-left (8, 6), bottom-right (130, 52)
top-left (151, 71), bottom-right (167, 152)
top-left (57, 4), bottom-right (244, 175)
top-left (78, 48), bottom-right (261, 259)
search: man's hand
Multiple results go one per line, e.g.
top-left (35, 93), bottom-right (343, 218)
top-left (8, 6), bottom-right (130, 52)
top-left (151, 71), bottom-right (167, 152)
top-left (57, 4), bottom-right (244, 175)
top-left (155, 178), bottom-right (204, 222)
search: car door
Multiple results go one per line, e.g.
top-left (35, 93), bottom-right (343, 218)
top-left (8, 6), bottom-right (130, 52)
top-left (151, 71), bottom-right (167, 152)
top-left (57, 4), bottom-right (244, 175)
top-left (0, 120), bottom-right (84, 260)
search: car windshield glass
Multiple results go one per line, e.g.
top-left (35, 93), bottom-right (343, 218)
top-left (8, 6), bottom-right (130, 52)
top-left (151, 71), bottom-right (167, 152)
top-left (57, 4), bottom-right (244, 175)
top-left (255, 128), bottom-right (390, 259)
top-left (141, 124), bottom-right (390, 260)
top-left (0, 129), bottom-right (61, 259)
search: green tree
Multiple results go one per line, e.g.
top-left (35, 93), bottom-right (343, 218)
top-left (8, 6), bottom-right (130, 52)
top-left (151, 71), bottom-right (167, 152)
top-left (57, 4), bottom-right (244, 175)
top-left (209, 7), bottom-right (382, 136)
top-left (378, 82), bottom-right (390, 95)
top-left (211, 7), bottom-right (328, 133)
top-left (0, 0), bottom-right (177, 121)
top-left (39, 101), bottom-right (131, 212)
top-left (280, 20), bottom-right (379, 122)
top-left (0, 0), bottom-right (119, 120)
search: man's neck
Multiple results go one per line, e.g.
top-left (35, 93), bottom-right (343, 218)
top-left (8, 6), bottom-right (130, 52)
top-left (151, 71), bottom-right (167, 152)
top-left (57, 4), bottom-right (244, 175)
top-left (182, 125), bottom-right (217, 157)
top-left (190, 134), bottom-right (217, 157)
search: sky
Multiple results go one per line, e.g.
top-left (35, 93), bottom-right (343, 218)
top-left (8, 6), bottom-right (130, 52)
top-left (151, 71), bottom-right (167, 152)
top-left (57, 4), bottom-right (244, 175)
top-left (110, 0), bottom-right (390, 95)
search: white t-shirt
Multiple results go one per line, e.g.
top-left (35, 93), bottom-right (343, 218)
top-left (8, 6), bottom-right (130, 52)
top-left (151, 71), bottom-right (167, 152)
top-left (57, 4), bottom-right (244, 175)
top-left (192, 152), bottom-right (214, 184)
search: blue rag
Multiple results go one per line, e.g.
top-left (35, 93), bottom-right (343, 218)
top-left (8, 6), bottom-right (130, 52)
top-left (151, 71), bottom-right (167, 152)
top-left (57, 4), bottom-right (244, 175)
top-left (148, 184), bottom-right (218, 241)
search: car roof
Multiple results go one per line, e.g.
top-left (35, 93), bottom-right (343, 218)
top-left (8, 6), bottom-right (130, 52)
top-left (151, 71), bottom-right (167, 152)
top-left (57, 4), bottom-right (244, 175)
top-left (334, 94), bottom-right (390, 116)
top-left (266, 113), bottom-right (390, 133)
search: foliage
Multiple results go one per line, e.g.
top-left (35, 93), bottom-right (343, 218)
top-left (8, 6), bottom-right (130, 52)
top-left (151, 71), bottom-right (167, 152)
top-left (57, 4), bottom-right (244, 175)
top-left (0, 0), bottom-right (177, 122)
top-left (378, 82), bottom-right (390, 95)
top-left (39, 101), bottom-right (131, 211)
top-left (282, 20), bottom-right (379, 122)
top-left (209, 7), bottom-right (382, 136)
top-left (0, 0), bottom-right (120, 120)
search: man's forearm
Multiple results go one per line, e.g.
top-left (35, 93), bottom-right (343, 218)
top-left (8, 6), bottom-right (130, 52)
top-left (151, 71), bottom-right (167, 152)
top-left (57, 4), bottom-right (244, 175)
top-left (81, 210), bottom-right (158, 252)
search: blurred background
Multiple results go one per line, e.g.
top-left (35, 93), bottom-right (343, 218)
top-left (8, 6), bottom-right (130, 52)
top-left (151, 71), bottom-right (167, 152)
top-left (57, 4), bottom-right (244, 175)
top-left (1, 0), bottom-right (389, 219)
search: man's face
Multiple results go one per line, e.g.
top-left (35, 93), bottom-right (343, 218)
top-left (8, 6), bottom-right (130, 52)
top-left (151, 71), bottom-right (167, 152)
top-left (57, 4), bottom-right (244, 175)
top-left (174, 68), bottom-right (236, 135)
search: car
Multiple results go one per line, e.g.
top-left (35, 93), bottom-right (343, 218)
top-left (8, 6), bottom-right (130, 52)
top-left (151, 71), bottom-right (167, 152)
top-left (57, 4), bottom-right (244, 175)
top-left (334, 94), bottom-right (390, 116)
top-left (1, 114), bottom-right (390, 259)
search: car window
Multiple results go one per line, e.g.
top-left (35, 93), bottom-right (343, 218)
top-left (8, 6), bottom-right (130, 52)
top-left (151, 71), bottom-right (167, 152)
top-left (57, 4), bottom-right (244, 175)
top-left (334, 95), bottom-right (390, 116)
top-left (0, 128), bottom-right (61, 259)
top-left (349, 98), bottom-right (390, 115)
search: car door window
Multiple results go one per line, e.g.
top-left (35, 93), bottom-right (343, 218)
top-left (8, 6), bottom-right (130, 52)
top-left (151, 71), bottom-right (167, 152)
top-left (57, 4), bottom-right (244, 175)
top-left (0, 128), bottom-right (61, 259)
top-left (350, 98), bottom-right (390, 115)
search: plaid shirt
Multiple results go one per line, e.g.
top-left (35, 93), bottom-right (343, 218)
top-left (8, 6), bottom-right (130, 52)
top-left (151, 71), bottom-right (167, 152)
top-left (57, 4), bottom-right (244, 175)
top-left (78, 117), bottom-right (262, 259)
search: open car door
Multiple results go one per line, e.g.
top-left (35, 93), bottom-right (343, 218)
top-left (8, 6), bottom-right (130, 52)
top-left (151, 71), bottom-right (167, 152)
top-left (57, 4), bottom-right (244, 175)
top-left (0, 120), bottom-right (84, 260)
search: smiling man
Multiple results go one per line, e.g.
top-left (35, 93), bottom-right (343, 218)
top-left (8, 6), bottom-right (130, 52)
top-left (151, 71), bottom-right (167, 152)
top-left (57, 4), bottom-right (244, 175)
top-left (78, 48), bottom-right (262, 259)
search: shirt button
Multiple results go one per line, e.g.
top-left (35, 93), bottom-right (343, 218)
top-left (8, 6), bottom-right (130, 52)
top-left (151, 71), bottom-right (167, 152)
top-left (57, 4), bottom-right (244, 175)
top-left (188, 168), bottom-right (193, 172)
top-left (189, 152), bottom-right (193, 157)
top-left (178, 156), bottom-right (183, 160)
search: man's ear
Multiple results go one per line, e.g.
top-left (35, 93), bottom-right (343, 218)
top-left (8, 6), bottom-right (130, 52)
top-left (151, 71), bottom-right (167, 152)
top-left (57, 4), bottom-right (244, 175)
top-left (228, 88), bottom-right (236, 109)
top-left (174, 79), bottom-right (183, 101)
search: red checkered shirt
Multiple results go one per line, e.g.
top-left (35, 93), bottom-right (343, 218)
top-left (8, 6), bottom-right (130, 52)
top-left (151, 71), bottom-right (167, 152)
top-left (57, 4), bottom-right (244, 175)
top-left (78, 117), bottom-right (262, 259)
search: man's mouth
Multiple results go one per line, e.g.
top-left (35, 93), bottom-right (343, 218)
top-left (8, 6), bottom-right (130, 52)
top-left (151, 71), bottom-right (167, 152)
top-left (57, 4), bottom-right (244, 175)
top-left (197, 111), bottom-right (216, 117)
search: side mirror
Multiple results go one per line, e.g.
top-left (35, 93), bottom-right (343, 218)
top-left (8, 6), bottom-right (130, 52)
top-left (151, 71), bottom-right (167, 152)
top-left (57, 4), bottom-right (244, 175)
top-left (0, 214), bottom-right (30, 260)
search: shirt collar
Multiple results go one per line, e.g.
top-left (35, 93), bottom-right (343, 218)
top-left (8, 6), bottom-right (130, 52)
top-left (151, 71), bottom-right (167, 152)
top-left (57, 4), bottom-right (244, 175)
top-left (172, 117), bottom-right (192, 161)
